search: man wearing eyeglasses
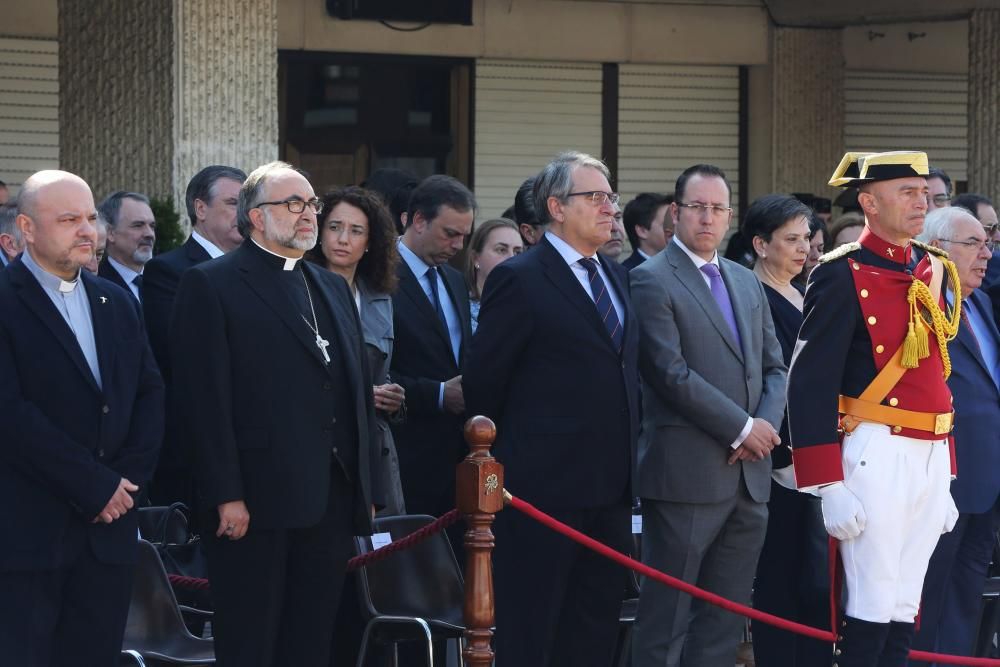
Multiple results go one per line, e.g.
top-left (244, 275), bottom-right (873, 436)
top-left (169, 161), bottom-right (380, 666)
top-left (911, 206), bottom-right (1000, 665)
top-left (466, 151), bottom-right (640, 667)
top-left (926, 166), bottom-right (953, 211)
top-left (629, 164), bottom-right (786, 667)
top-left (952, 193), bottom-right (1000, 294)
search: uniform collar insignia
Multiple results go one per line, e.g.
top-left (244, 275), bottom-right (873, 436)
top-left (858, 227), bottom-right (910, 265)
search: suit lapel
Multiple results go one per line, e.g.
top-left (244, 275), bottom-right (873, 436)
top-left (397, 260), bottom-right (454, 354)
top-left (956, 293), bottom-right (995, 380)
top-left (82, 272), bottom-right (116, 392)
top-left (538, 238), bottom-right (618, 353)
top-left (305, 262), bottom-right (364, 386)
top-left (718, 260), bottom-right (749, 363)
top-left (185, 236), bottom-right (212, 264)
top-left (438, 265), bottom-right (471, 363)
top-left (237, 247), bottom-right (330, 369)
top-left (667, 243), bottom-right (743, 360)
top-left (11, 262), bottom-right (102, 393)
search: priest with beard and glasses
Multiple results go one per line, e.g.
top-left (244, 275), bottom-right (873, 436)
top-left (170, 161), bottom-right (381, 667)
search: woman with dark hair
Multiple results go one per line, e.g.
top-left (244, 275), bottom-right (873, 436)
top-left (306, 185), bottom-right (406, 515)
top-left (465, 218), bottom-right (523, 331)
top-left (796, 212), bottom-right (828, 287)
top-left (741, 194), bottom-right (830, 666)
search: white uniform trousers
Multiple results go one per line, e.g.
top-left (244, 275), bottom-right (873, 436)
top-left (839, 422), bottom-right (954, 623)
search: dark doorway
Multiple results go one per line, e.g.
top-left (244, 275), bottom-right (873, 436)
top-left (279, 51), bottom-right (473, 193)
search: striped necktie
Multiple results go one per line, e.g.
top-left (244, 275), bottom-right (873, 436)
top-left (579, 257), bottom-right (623, 354)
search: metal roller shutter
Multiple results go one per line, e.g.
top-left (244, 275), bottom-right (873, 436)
top-left (618, 64), bottom-right (741, 216)
top-left (474, 59), bottom-right (602, 219)
top-left (844, 70), bottom-right (967, 184)
top-left (0, 37), bottom-right (59, 196)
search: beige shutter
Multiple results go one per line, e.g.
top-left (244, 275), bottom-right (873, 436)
top-left (844, 70), bottom-right (967, 184)
top-left (0, 37), bottom-right (59, 195)
top-left (474, 59), bottom-right (603, 219)
top-left (618, 64), bottom-right (741, 215)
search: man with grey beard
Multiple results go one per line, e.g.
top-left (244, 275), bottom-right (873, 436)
top-left (97, 191), bottom-right (156, 302)
top-left (169, 161), bottom-right (380, 667)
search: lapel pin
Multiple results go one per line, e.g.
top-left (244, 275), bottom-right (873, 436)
top-left (99, 296), bottom-right (108, 304)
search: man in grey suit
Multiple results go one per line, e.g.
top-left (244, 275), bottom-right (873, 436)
top-left (630, 164), bottom-right (786, 667)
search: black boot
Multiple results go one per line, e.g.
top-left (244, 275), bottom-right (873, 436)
top-left (876, 621), bottom-right (914, 667)
top-left (833, 616), bottom-right (890, 667)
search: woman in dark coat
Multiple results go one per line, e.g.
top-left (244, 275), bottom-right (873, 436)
top-left (744, 194), bottom-right (831, 667)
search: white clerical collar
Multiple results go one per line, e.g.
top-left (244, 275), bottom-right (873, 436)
top-left (251, 238), bottom-right (300, 270)
top-left (22, 248), bottom-right (80, 293)
top-left (191, 230), bottom-right (225, 259)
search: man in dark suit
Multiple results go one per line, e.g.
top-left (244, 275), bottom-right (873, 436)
top-left (913, 207), bottom-right (1000, 664)
top-left (143, 165), bottom-right (246, 505)
top-left (170, 161), bottom-right (380, 667)
top-left (390, 174), bottom-right (474, 524)
top-left (0, 170), bottom-right (164, 665)
top-left (621, 192), bottom-right (673, 270)
top-left (465, 151), bottom-right (640, 667)
top-left (97, 190), bottom-right (156, 303)
top-left (630, 164), bottom-right (785, 667)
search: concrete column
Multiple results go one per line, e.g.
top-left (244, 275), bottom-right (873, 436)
top-left (771, 27), bottom-right (845, 199)
top-left (968, 9), bottom-right (1000, 197)
top-left (58, 0), bottom-right (278, 222)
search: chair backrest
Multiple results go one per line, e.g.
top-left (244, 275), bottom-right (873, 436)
top-left (138, 504), bottom-right (191, 545)
top-left (354, 514), bottom-right (464, 624)
top-left (124, 539), bottom-right (199, 645)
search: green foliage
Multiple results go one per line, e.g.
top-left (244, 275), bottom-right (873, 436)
top-left (150, 196), bottom-right (186, 255)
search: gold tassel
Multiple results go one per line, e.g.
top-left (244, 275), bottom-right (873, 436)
top-left (915, 317), bottom-right (930, 359)
top-left (902, 321), bottom-right (920, 368)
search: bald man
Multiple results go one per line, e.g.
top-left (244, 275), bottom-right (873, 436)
top-left (0, 170), bottom-right (164, 664)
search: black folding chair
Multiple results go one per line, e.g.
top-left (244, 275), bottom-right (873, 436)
top-left (353, 514), bottom-right (466, 667)
top-left (122, 540), bottom-right (215, 665)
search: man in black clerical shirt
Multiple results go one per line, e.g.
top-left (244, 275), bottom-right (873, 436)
top-left (170, 161), bottom-right (380, 667)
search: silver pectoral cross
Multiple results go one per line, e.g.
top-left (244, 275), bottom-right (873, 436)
top-left (315, 334), bottom-right (331, 364)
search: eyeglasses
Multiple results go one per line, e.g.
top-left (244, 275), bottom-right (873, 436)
top-left (256, 197), bottom-right (323, 215)
top-left (927, 195), bottom-right (951, 207)
top-left (941, 238), bottom-right (998, 252)
top-left (566, 191), bottom-right (621, 206)
top-left (677, 202), bottom-right (733, 218)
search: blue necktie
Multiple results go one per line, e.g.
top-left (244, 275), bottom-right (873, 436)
top-left (426, 266), bottom-right (449, 332)
top-left (579, 258), bottom-right (623, 354)
top-left (700, 263), bottom-right (741, 347)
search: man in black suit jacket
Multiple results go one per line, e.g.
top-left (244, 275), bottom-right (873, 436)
top-left (465, 152), bottom-right (640, 667)
top-left (97, 190), bottom-right (156, 303)
top-left (390, 175), bottom-right (475, 526)
top-left (143, 165), bottom-right (246, 506)
top-left (0, 170), bottom-right (164, 665)
top-left (621, 192), bottom-right (673, 270)
top-left (170, 161), bottom-right (379, 667)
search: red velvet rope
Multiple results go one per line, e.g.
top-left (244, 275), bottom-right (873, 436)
top-left (166, 508), bottom-right (463, 593)
top-left (346, 509), bottom-right (462, 572)
top-left (167, 573), bottom-right (211, 591)
top-left (507, 493), bottom-right (1000, 667)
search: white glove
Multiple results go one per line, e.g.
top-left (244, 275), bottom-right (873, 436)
top-left (819, 482), bottom-right (867, 541)
top-left (942, 495), bottom-right (959, 534)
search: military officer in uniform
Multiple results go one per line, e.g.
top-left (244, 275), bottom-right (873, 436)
top-left (787, 151), bottom-right (960, 667)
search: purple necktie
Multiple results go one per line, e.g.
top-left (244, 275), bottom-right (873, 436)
top-left (700, 263), bottom-right (741, 347)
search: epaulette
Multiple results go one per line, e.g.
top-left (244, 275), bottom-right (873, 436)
top-left (818, 241), bottom-right (861, 264)
top-left (910, 239), bottom-right (950, 259)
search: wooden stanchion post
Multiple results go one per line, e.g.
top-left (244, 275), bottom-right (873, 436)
top-left (456, 416), bottom-right (503, 666)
